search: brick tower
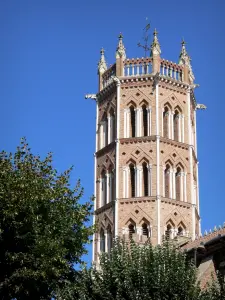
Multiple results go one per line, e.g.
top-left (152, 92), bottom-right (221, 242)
top-left (86, 30), bottom-right (202, 263)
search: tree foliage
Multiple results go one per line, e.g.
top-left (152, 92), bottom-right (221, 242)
top-left (0, 138), bottom-right (93, 299)
top-left (78, 238), bottom-right (224, 300)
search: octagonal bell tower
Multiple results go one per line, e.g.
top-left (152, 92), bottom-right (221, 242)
top-left (86, 30), bottom-right (202, 263)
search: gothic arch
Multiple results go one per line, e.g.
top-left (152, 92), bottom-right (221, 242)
top-left (138, 156), bottom-right (151, 165)
top-left (161, 100), bottom-right (173, 111)
top-left (126, 157), bottom-right (136, 166)
top-left (140, 99), bottom-right (149, 107)
top-left (174, 105), bottom-right (182, 113)
top-left (165, 218), bottom-right (175, 228)
top-left (126, 99), bottom-right (137, 108)
top-left (164, 159), bottom-right (174, 169)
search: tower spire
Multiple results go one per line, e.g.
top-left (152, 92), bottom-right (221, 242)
top-left (116, 33), bottom-right (126, 59)
top-left (150, 28), bottom-right (161, 57)
top-left (178, 39), bottom-right (195, 83)
top-left (98, 48), bottom-right (107, 74)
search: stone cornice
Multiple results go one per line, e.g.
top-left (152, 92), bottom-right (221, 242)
top-left (120, 75), bottom-right (189, 93)
top-left (119, 196), bottom-right (156, 204)
top-left (160, 137), bottom-right (189, 150)
top-left (95, 201), bottom-right (113, 215)
top-left (96, 141), bottom-right (116, 158)
top-left (161, 197), bottom-right (192, 208)
top-left (120, 135), bottom-right (156, 145)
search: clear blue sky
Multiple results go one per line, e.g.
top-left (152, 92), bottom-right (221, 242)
top-left (1, 0), bottom-right (225, 265)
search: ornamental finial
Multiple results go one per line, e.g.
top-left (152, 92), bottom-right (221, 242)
top-left (150, 28), bottom-right (161, 57)
top-left (98, 47), bottom-right (107, 74)
top-left (116, 33), bottom-right (126, 59)
top-left (179, 38), bottom-right (195, 83)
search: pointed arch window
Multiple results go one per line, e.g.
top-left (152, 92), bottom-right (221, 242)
top-left (143, 162), bottom-right (149, 196)
top-left (165, 224), bottom-right (172, 240)
top-left (142, 105), bottom-right (148, 136)
top-left (101, 170), bottom-right (107, 206)
top-left (174, 110), bottom-right (180, 142)
top-left (142, 223), bottom-right (149, 237)
top-left (163, 106), bottom-right (169, 138)
top-left (164, 164), bottom-right (171, 198)
top-left (107, 225), bottom-right (113, 252)
top-left (100, 228), bottom-right (105, 252)
top-left (130, 106), bottom-right (136, 138)
top-left (175, 167), bottom-right (181, 201)
top-left (129, 164), bottom-right (136, 198)
top-left (128, 223), bottom-right (135, 238)
top-left (177, 226), bottom-right (184, 236)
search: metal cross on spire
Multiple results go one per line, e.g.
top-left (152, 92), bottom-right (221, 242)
top-left (137, 18), bottom-right (151, 57)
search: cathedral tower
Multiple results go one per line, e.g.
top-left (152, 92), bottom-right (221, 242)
top-left (86, 31), bottom-right (201, 262)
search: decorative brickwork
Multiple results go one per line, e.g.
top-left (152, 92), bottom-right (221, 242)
top-left (89, 30), bottom-right (202, 264)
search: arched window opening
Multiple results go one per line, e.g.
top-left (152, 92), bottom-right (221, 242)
top-left (142, 223), bottom-right (149, 237)
top-left (130, 106), bottom-right (136, 137)
top-left (107, 225), bottom-right (113, 252)
top-left (111, 170), bottom-right (115, 202)
top-left (177, 226), bottom-right (183, 236)
top-left (163, 106), bottom-right (169, 138)
top-left (174, 110), bottom-right (179, 141)
top-left (175, 167), bottom-right (181, 201)
top-left (109, 109), bottom-right (115, 143)
top-left (128, 223), bottom-right (135, 238)
top-left (101, 113), bottom-right (108, 148)
top-left (130, 164), bottom-right (136, 198)
top-left (165, 224), bottom-right (172, 240)
top-left (142, 105), bottom-right (148, 136)
top-left (100, 229), bottom-right (105, 252)
top-left (101, 170), bottom-right (107, 206)
top-left (164, 164), bottom-right (170, 198)
top-left (143, 162), bottom-right (148, 196)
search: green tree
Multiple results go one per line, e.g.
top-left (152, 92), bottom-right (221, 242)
top-left (0, 138), bottom-right (93, 299)
top-left (79, 238), bottom-right (222, 300)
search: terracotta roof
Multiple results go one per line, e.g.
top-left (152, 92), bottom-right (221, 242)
top-left (181, 227), bottom-right (225, 250)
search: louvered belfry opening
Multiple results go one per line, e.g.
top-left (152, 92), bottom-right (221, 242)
top-left (174, 110), bottom-right (179, 141)
top-left (130, 106), bottom-right (136, 137)
top-left (100, 228), bottom-right (105, 252)
top-left (142, 223), bottom-right (149, 237)
top-left (163, 106), bottom-right (169, 138)
top-left (165, 224), bottom-right (172, 240)
top-left (176, 167), bottom-right (181, 201)
top-left (177, 226), bottom-right (183, 236)
top-left (164, 164), bottom-right (170, 198)
top-left (128, 223), bottom-right (135, 238)
top-left (143, 162), bottom-right (148, 196)
top-left (142, 105), bottom-right (148, 136)
top-left (130, 164), bottom-right (135, 198)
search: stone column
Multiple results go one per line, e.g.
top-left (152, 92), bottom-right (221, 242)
top-left (123, 166), bottom-right (128, 198)
top-left (168, 111), bottom-right (171, 139)
top-left (181, 114), bottom-right (185, 143)
top-left (169, 170), bottom-right (173, 199)
top-left (171, 111), bottom-right (174, 140)
top-left (184, 172), bottom-right (187, 202)
top-left (138, 165), bottom-right (143, 197)
top-left (135, 108), bottom-right (138, 137)
top-left (124, 109), bottom-right (128, 138)
top-left (180, 172), bottom-right (184, 202)
top-left (173, 168), bottom-right (176, 199)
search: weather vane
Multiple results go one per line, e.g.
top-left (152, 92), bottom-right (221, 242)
top-left (137, 17), bottom-right (151, 57)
